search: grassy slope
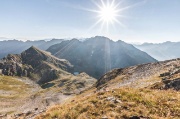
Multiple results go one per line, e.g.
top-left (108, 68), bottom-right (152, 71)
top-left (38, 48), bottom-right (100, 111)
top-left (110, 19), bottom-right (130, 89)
top-left (36, 88), bottom-right (180, 119)
top-left (35, 59), bottom-right (180, 119)
top-left (0, 72), bottom-right (96, 117)
top-left (0, 75), bottom-right (34, 114)
top-left (0, 75), bottom-right (31, 99)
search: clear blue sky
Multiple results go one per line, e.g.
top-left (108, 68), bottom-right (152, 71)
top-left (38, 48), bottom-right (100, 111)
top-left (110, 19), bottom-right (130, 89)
top-left (0, 0), bottom-right (179, 43)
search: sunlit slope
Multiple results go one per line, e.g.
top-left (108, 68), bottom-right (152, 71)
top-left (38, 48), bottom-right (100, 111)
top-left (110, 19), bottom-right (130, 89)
top-left (0, 75), bottom-right (40, 115)
top-left (35, 58), bottom-right (180, 119)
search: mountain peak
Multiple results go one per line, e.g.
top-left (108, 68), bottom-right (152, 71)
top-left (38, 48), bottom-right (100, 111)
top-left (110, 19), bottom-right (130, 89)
top-left (92, 36), bottom-right (111, 41)
top-left (29, 45), bottom-right (38, 50)
top-left (48, 38), bottom-right (157, 78)
top-left (24, 46), bottom-right (51, 57)
top-left (23, 46), bottom-right (45, 58)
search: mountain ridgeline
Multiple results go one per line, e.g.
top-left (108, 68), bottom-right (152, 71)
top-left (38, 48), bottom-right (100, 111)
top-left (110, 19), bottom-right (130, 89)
top-left (47, 36), bottom-right (157, 78)
top-left (0, 39), bottom-right (63, 59)
top-left (134, 41), bottom-right (180, 61)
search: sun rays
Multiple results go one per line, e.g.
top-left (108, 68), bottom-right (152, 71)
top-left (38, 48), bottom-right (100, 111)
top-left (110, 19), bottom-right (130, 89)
top-left (86, 0), bottom-right (127, 32)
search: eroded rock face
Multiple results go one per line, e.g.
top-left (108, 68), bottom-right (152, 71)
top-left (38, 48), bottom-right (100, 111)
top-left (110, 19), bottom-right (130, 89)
top-left (0, 54), bottom-right (33, 76)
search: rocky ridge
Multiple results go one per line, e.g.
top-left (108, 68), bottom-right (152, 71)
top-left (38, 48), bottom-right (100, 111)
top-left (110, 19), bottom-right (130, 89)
top-left (0, 46), bottom-right (73, 84)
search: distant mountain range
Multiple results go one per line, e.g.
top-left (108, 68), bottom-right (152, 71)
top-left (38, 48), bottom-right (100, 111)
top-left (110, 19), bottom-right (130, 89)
top-left (134, 41), bottom-right (180, 61)
top-left (47, 36), bottom-right (157, 78)
top-left (2, 36), bottom-right (180, 78)
top-left (0, 39), bottom-right (63, 59)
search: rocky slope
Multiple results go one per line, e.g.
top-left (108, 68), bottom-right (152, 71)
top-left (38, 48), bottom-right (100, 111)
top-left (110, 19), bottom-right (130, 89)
top-left (35, 58), bottom-right (180, 119)
top-left (134, 41), bottom-right (180, 61)
top-left (0, 39), bottom-right (63, 59)
top-left (96, 58), bottom-right (180, 90)
top-left (0, 72), bottom-right (96, 119)
top-left (47, 36), bottom-right (157, 78)
top-left (0, 47), bottom-right (97, 118)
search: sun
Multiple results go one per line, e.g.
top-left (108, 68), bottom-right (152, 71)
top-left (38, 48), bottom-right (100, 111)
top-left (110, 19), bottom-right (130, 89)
top-left (83, 0), bottom-right (137, 32)
top-left (98, 2), bottom-right (118, 23)
top-left (85, 0), bottom-right (128, 32)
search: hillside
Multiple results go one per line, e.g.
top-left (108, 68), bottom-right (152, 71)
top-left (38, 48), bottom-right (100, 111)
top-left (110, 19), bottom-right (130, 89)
top-left (47, 36), bottom-right (157, 78)
top-left (0, 73), bottom-right (96, 119)
top-left (35, 58), bottom-right (180, 119)
top-left (96, 58), bottom-right (180, 90)
top-left (0, 39), bottom-right (63, 59)
top-left (134, 41), bottom-right (180, 61)
top-left (0, 47), bottom-right (97, 118)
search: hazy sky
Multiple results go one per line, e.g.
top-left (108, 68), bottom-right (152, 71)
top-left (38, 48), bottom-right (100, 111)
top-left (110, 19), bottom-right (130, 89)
top-left (0, 0), bottom-right (180, 43)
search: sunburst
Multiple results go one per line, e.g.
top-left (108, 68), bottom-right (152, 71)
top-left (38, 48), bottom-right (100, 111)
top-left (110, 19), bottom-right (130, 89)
top-left (88, 0), bottom-right (126, 32)
top-left (98, 1), bottom-right (119, 23)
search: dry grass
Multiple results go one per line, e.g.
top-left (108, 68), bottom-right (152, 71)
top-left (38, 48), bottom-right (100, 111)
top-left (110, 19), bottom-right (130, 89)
top-left (0, 75), bottom-right (35, 115)
top-left (0, 75), bottom-right (31, 98)
top-left (36, 88), bottom-right (180, 119)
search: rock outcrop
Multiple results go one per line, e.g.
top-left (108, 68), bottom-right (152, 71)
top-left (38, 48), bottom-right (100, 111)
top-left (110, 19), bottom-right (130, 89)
top-left (0, 54), bottom-right (33, 77)
top-left (164, 78), bottom-right (180, 90)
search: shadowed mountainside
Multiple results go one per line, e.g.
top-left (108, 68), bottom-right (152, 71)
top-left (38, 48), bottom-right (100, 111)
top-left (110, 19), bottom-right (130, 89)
top-left (47, 36), bottom-right (157, 79)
